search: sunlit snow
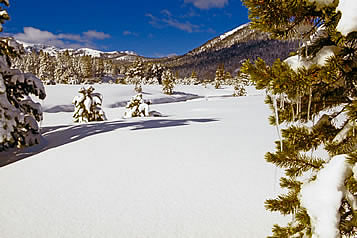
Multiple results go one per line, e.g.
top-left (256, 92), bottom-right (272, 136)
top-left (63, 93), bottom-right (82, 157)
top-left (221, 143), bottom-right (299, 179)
top-left (0, 84), bottom-right (287, 238)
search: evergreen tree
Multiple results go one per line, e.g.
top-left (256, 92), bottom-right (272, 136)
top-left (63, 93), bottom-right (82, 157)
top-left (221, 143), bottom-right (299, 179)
top-left (95, 58), bottom-right (104, 78)
top-left (24, 50), bottom-right (39, 75)
top-left (126, 59), bottom-right (145, 92)
top-left (191, 70), bottom-right (198, 81)
top-left (214, 64), bottom-right (225, 89)
top-left (80, 55), bottom-right (93, 79)
top-left (161, 69), bottom-right (175, 95)
top-left (147, 63), bottom-right (165, 84)
top-left (0, 1), bottom-right (46, 151)
top-left (232, 76), bottom-right (247, 97)
top-left (123, 93), bottom-right (149, 118)
top-left (72, 86), bottom-right (106, 123)
top-left (241, 0), bottom-right (357, 237)
top-left (38, 50), bottom-right (55, 84)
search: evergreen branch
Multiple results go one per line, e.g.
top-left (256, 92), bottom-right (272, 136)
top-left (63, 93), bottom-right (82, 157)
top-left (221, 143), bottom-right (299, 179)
top-left (265, 191), bottom-right (300, 215)
top-left (280, 177), bottom-right (302, 191)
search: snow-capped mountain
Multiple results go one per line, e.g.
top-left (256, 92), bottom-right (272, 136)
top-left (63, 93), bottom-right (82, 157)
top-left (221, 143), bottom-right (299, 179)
top-left (15, 23), bottom-right (298, 79)
top-left (187, 23), bottom-right (270, 56)
top-left (17, 40), bottom-right (138, 61)
top-left (159, 23), bottom-right (298, 79)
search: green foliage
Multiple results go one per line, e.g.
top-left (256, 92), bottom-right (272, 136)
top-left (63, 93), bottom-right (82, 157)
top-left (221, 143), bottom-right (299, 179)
top-left (123, 93), bottom-right (149, 118)
top-left (242, 0), bottom-right (357, 237)
top-left (72, 86), bottom-right (106, 123)
top-left (214, 64), bottom-right (225, 89)
top-left (162, 69), bottom-right (175, 95)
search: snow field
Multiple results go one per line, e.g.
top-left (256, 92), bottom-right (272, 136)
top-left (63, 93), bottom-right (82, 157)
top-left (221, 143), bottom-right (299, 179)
top-left (0, 84), bottom-right (288, 237)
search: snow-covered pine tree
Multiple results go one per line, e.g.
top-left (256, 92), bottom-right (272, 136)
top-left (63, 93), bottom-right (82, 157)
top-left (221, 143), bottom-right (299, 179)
top-left (95, 58), bottom-right (104, 78)
top-left (80, 55), bottom-right (93, 80)
top-left (161, 69), bottom-right (175, 95)
top-left (190, 70), bottom-right (199, 84)
top-left (126, 59), bottom-right (145, 92)
top-left (145, 63), bottom-right (164, 84)
top-left (232, 77), bottom-right (247, 97)
top-left (214, 64), bottom-right (225, 89)
top-left (0, 1), bottom-right (46, 151)
top-left (72, 86), bottom-right (106, 123)
top-left (123, 93), bottom-right (149, 118)
top-left (38, 50), bottom-right (55, 85)
top-left (241, 0), bottom-right (357, 237)
top-left (24, 50), bottom-right (39, 76)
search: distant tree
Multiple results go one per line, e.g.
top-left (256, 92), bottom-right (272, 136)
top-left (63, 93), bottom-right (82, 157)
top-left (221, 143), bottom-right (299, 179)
top-left (214, 64), bottom-right (225, 89)
top-left (38, 50), bottom-right (55, 84)
top-left (147, 63), bottom-right (165, 84)
top-left (126, 59), bottom-right (145, 92)
top-left (162, 69), bottom-right (175, 95)
top-left (191, 70), bottom-right (198, 81)
top-left (232, 77), bottom-right (247, 97)
top-left (80, 55), bottom-right (93, 79)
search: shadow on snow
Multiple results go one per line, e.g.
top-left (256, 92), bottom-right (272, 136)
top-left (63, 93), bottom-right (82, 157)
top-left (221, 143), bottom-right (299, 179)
top-left (0, 118), bottom-right (218, 168)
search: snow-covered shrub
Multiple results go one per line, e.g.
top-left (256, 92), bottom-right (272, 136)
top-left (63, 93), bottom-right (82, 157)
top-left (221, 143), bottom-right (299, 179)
top-left (176, 76), bottom-right (199, 85)
top-left (233, 84), bottom-right (247, 97)
top-left (0, 38), bottom-right (46, 151)
top-left (123, 93), bottom-right (149, 118)
top-left (161, 69), bottom-right (175, 95)
top-left (134, 79), bottom-right (142, 93)
top-left (72, 86), bottom-right (106, 123)
top-left (233, 78), bottom-right (247, 97)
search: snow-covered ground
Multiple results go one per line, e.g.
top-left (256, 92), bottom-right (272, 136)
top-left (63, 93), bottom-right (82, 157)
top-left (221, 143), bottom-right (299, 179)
top-left (0, 84), bottom-right (287, 238)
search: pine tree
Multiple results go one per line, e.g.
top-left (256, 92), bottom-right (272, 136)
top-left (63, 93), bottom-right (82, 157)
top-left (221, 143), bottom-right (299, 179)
top-left (232, 76), bottom-right (247, 97)
top-left (126, 59), bottom-right (145, 92)
top-left (72, 86), bottom-right (106, 123)
top-left (214, 64), bottom-right (225, 89)
top-left (123, 93), bottom-right (149, 118)
top-left (147, 63), bottom-right (165, 84)
top-left (162, 69), bottom-right (175, 95)
top-left (80, 55), bottom-right (93, 80)
top-left (38, 50), bottom-right (55, 84)
top-left (0, 1), bottom-right (46, 151)
top-left (241, 0), bottom-right (357, 237)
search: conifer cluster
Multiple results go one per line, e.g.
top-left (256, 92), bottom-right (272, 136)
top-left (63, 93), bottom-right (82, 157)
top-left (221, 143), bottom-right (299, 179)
top-left (242, 0), bottom-right (357, 237)
top-left (0, 0), bottom-right (46, 151)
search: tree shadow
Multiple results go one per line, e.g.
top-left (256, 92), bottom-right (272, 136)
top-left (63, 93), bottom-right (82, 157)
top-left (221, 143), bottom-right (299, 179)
top-left (0, 118), bottom-right (218, 167)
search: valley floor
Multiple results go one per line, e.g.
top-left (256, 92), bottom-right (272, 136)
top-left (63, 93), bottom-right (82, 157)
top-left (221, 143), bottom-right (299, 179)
top-left (0, 85), bottom-right (287, 237)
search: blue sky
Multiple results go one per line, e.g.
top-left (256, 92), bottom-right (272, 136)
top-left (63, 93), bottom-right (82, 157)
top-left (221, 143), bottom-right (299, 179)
top-left (4, 0), bottom-right (249, 57)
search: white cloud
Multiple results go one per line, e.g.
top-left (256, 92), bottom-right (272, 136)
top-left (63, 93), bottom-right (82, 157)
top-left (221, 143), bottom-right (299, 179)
top-left (184, 0), bottom-right (228, 9)
top-left (83, 30), bottom-right (110, 40)
top-left (13, 27), bottom-right (111, 49)
top-left (162, 18), bottom-right (199, 33)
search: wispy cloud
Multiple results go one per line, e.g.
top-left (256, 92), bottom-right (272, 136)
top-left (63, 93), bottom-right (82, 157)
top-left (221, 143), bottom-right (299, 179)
top-left (146, 10), bottom-right (209, 33)
top-left (83, 30), bottom-right (110, 40)
top-left (184, 0), bottom-right (229, 9)
top-left (153, 52), bottom-right (178, 58)
top-left (123, 30), bottom-right (138, 36)
top-left (13, 27), bottom-right (111, 49)
top-left (162, 18), bottom-right (200, 33)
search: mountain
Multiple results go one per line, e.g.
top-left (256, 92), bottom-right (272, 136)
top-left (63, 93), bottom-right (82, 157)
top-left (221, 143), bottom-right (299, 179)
top-left (17, 40), bottom-right (138, 61)
top-left (154, 23), bottom-right (298, 80)
top-left (16, 23), bottom-right (298, 81)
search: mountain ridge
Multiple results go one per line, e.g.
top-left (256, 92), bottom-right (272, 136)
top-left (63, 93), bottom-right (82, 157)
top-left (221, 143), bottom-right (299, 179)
top-left (15, 23), bottom-right (298, 80)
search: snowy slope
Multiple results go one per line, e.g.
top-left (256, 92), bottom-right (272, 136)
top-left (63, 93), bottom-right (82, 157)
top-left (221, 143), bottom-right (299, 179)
top-left (219, 23), bottom-right (250, 40)
top-left (0, 85), bottom-right (287, 237)
top-left (188, 22), bottom-right (269, 56)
